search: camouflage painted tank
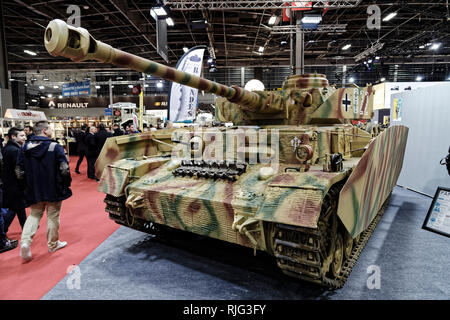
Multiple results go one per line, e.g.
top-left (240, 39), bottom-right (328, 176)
top-left (44, 19), bottom-right (409, 288)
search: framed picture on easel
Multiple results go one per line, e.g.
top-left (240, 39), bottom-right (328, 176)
top-left (422, 187), bottom-right (450, 238)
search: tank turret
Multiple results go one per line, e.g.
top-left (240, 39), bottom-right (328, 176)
top-left (44, 19), bottom-right (373, 126)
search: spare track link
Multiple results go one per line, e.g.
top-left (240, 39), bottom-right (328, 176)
top-left (274, 191), bottom-right (391, 289)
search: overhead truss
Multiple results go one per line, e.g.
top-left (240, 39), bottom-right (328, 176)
top-left (271, 24), bottom-right (347, 34)
top-left (164, 0), bottom-right (362, 10)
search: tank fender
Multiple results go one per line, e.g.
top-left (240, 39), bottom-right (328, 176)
top-left (337, 125), bottom-right (409, 238)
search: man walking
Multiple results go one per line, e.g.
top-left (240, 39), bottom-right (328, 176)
top-left (85, 125), bottom-right (98, 181)
top-left (74, 125), bottom-right (87, 174)
top-left (2, 127), bottom-right (27, 235)
top-left (17, 121), bottom-right (72, 261)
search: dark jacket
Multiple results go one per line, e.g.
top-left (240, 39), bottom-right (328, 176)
top-left (16, 136), bottom-right (72, 206)
top-left (113, 128), bottom-right (123, 137)
top-left (2, 140), bottom-right (25, 210)
top-left (85, 133), bottom-right (98, 158)
top-left (26, 133), bottom-right (35, 141)
top-left (75, 129), bottom-right (87, 152)
top-left (94, 129), bottom-right (112, 156)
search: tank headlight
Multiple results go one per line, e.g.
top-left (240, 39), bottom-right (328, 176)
top-left (296, 144), bottom-right (313, 162)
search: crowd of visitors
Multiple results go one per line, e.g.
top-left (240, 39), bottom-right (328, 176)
top-left (0, 120), bottom-right (166, 257)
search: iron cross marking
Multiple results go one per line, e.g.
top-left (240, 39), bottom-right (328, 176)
top-left (342, 93), bottom-right (351, 112)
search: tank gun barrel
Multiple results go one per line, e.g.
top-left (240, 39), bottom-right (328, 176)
top-left (44, 19), bottom-right (266, 110)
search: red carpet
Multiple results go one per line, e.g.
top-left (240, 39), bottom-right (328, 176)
top-left (0, 156), bottom-right (120, 300)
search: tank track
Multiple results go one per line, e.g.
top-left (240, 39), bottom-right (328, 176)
top-left (104, 191), bottom-right (391, 290)
top-left (273, 186), bottom-right (391, 289)
top-left (104, 194), bottom-right (159, 233)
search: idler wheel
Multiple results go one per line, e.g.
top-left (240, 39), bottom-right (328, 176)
top-left (331, 233), bottom-right (344, 278)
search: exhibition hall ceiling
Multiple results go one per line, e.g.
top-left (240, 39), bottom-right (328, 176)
top-left (4, 0), bottom-right (450, 75)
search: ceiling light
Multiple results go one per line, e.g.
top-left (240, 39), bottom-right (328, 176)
top-left (268, 16), bottom-right (277, 25)
top-left (43, 76), bottom-right (49, 81)
top-left (128, 85), bottom-right (134, 88)
top-left (183, 47), bottom-right (188, 53)
top-left (31, 99), bottom-right (37, 102)
top-left (156, 82), bottom-right (163, 88)
top-left (116, 76), bottom-right (123, 80)
top-left (416, 76), bottom-right (423, 81)
top-left (53, 85), bottom-right (58, 89)
top-left (383, 12), bottom-right (397, 21)
top-left (47, 94), bottom-right (52, 98)
top-left (430, 43), bottom-right (441, 50)
top-left (301, 15), bottom-right (322, 24)
top-left (349, 77), bottom-right (355, 83)
top-left (258, 46), bottom-right (264, 53)
top-left (144, 84), bottom-right (149, 87)
top-left (59, 95), bottom-right (63, 98)
top-left (95, 85), bottom-right (101, 89)
top-left (40, 96), bottom-right (46, 99)
top-left (281, 40), bottom-right (287, 45)
top-left (375, 56), bottom-right (380, 60)
top-left (368, 59), bottom-right (373, 63)
top-left (308, 40), bottom-right (315, 43)
top-left (151, 6), bottom-right (167, 18)
top-left (380, 77), bottom-right (386, 82)
top-left (39, 85), bottom-right (45, 89)
top-left (166, 17), bottom-right (174, 26)
top-left (207, 57), bottom-right (213, 64)
top-left (419, 45), bottom-right (425, 49)
top-left (342, 44), bottom-right (351, 50)
top-left (24, 50), bottom-right (37, 56)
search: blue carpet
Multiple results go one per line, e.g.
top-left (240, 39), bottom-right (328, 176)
top-left (42, 186), bottom-right (450, 300)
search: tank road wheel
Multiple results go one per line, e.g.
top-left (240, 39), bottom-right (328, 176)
top-left (331, 233), bottom-right (344, 278)
top-left (343, 231), bottom-right (353, 260)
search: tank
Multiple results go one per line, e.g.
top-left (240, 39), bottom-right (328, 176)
top-left (44, 19), bottom-right (409, 288)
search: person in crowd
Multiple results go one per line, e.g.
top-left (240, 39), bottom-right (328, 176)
top-left (16, 121), bottom-right (72, 261)
top-left (112, 123), bottom-right (123, 136)
top-left (24, 126), bottom-right (35, 140)
top-left (85, 125), bottom-right (99, 181)
top-left (124, 125), bottom-right (130, 134)
top-left (149, 124), bottom-right (157, 132)
top-left (0, 149), bottom-right (18, 254)
top-left (94, 124), bottom-right (112, 156)
top-left (128, 124), bottom-right (139, 134)
top-left (2, 127), bottom-right (27, 237)
top-left (164, 120), bottom-right (173, 129)
top-left (74, 125), bottom-right (87, 174)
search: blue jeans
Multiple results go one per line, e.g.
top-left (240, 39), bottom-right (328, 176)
top-left (0, 208), bottom-right (7, 247)
top-left (3, 208), bottom-right (26, 233)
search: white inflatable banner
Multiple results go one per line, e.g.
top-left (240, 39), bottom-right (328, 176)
top-left (168, 46), bottom-right (205, 122)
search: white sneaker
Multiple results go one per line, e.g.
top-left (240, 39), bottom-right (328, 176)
top-left (20, 243), bottom-right (32, 261)
top-left (49, 241), bottom-right (67, 253)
